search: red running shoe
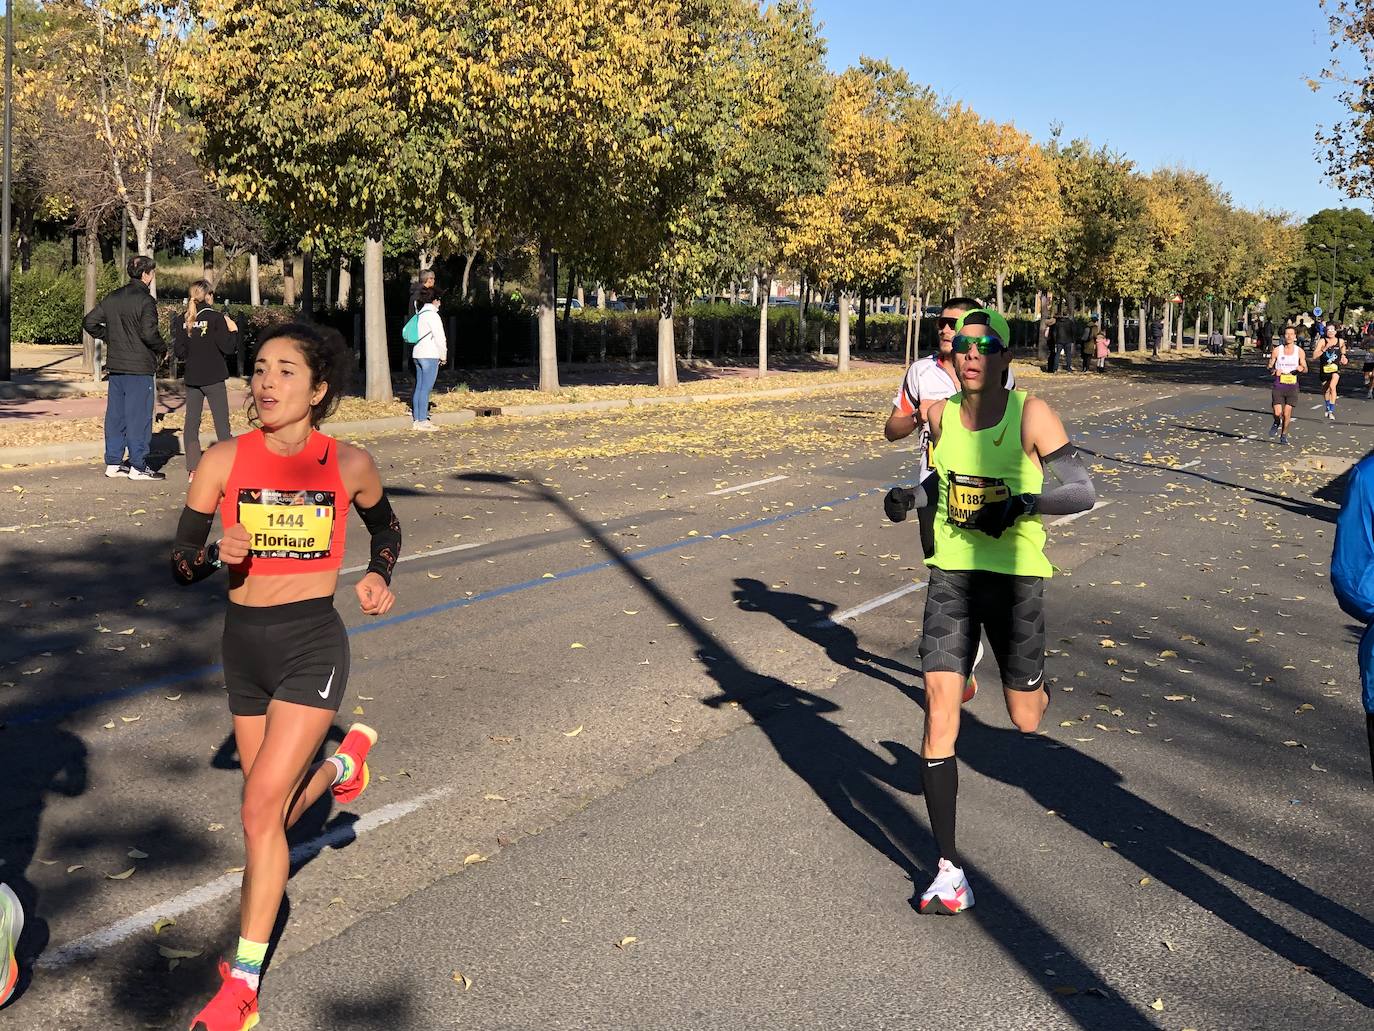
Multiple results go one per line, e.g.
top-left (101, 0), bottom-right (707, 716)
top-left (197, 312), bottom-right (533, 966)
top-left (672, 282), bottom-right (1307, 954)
top-left (189, 961), bottom-right (259, 1031)
top-left (331, 723), bottom-right (378, 804)
top-left (962, 640), bottom-right (984, 705)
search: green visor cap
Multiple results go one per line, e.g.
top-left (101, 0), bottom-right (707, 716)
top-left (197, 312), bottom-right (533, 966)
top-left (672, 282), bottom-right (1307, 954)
top-left (955, 307), bottom-right (1012, 347)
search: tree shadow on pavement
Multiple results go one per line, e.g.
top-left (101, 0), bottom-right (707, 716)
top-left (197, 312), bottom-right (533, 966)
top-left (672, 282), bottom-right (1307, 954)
top-left (743, 579), bottom-right (1374, 1010)
top-left (452, 471), bottom-right (1158, 1030)
top-left (1078, 443), bottom-right (1343, 523)
top-left (732, 577), bottom-right (920, 693)
top-left (0, 531), bottom-right (226, 1016)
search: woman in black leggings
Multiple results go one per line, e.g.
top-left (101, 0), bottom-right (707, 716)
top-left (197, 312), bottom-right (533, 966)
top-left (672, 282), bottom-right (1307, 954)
top-left (173, 280), bottom-right (240, 479)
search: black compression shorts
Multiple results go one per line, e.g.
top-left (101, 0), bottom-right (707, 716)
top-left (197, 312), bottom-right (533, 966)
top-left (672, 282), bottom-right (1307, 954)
top-left (222, 596), bottom-right (350, 716)
top-left (919, 568), bottom-right (1045, 691)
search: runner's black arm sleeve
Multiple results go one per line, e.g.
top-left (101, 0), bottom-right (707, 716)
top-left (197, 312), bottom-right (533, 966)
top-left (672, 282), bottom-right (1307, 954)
top-left (171, 507), bottom-right (222, 585)
top-left (356, 493), bottom-right (402, 584)
top-left (1035, 444), bottom-right (1096, 515)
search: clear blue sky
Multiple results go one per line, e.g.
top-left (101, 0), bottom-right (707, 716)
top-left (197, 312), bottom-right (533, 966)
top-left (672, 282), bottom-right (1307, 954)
top-left (812, 0), bottom-right (1356, 220)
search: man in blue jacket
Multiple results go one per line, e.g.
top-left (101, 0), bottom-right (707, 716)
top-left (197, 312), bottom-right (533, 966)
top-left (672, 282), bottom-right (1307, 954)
top-left (1332, 453), bottom-right (1374, 781)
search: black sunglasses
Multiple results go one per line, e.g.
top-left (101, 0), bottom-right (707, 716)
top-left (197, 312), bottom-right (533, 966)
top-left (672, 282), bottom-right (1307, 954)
top-left (937, 316), bottom-right (959, 330)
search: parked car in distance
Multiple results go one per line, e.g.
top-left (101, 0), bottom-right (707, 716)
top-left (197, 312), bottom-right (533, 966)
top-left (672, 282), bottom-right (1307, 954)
top-left (922, 305), bottom-right (941, 317)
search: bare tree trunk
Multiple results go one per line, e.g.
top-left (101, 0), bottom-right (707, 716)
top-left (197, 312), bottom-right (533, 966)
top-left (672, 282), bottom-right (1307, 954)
top-left (657, 287), bottom-right (678, 388)
top-left (952, 231), bottom-right (964, 296)
top-left (757, 272), bottom-right (771, 376)
top-left (797, 274), bottom-right (807, 349)
top-left (1138, 303), bottom-right (1146, 351)
top-left (751, 275), bottom-right (759, 306)
top-left (837, 290), bottom-right (851, 372)
top-left (363, 236), bottom-right (391, 402)
top-left (460, 250), bottom-right (475, 302)
top-left (995, 271), bottom-right (1006, 312)
top-left (1163, 300), bottom-right (1172, 352)
top-left (1192, 305), bottom-right (1201, 349)
top-left (248, 253), bottom-right (262, 307)
top-left (83, 233), bottom-right (100, 379)
top-left (282, 255), bottom-right (296, 307)
top-left (324, 255), bottom-right (335, 310)
top-left (336, 255), bottom-right (351, 310)
top-left (1207, 302), bottom-right (1214, 337)
top-left (1116, 298), bottom-right (1125, 353)
top-left (1223, 301), bottom-right (1231, 337)
top-left (596, 283), bottom-right (606, 309)
top-left (301, 250), bottom-right (314, 318)
top-left (419, 249), bottom-right (435, 271)
top-left (1037, 289), bottom-right (1051, 366)
top-left (537, 241), bottom-right (559, 392)
top-left (1175, 302), bottom-right (1184, 350)
top-left (904, 288), bottom-right (916, 365)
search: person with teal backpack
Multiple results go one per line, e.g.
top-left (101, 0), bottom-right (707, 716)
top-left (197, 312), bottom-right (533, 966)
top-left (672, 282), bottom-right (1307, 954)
top-left (882, 307), bottom-right (1097, 915)
top-left (404, 288), bottom-right (447, 431)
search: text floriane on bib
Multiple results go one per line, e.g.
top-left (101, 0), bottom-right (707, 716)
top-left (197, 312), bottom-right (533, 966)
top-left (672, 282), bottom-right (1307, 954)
top-left (237, 488), bottom-right (337, 559)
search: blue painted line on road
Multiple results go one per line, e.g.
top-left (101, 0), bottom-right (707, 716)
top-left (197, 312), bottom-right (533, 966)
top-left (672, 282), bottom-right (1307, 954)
top-left (3, 485), bottom-right (888, 726)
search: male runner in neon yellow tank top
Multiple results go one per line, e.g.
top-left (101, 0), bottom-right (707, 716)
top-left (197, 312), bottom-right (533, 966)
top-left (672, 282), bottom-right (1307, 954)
top-left (885, 308), bottom-right (1097, 914)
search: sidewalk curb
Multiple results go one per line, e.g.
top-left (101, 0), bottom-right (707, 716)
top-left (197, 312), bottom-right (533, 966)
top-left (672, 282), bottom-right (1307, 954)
top-left (0, 374), bottom-right (894, 470)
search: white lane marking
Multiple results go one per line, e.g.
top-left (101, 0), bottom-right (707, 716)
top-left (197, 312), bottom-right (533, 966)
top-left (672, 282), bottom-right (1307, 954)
top-left (817, 581), bottom-right (927, 627)
top-left (340, 540), bottom-right (483, 576)
top-left (38, 786), bottom-right (455, 969)
top-left (1311, 403), bottom-right (1324, 410)
top-left (1051, 500), bottom-right (1114, 526)
top-left (1174, 460), bottom-right (1201, 470)
top-left (707, 474), bottom-right (789, 496)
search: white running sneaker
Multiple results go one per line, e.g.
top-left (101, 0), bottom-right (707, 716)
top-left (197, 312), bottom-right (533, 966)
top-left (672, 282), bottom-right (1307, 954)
top-left (104, 463), bottom-right (130, 478)
top-left (412, 420), bottom-right (438, 432)
top-left (1, 881), bottom-right (23, 1005)
top-left (919, 858), bottom-right (974, 915)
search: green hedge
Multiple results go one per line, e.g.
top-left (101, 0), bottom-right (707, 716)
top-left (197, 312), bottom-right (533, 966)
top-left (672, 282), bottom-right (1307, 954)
top-left (12, 265), bottom-right (121, 344)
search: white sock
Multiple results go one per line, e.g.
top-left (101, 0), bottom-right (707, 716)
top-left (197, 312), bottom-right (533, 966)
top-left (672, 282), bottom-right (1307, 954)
top-left (229, 967), bottom-right (260, 992)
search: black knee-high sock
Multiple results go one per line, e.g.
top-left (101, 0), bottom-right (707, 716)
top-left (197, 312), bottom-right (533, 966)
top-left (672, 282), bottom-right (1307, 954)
top-left (922, 756), bottom-right (959, 867)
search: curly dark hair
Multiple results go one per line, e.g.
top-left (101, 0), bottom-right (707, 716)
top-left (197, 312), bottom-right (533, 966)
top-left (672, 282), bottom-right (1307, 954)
top-left (250, 321), bottom-right (353, 428)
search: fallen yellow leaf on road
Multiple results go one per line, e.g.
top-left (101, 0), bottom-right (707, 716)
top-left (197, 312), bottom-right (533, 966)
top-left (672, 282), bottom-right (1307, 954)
top-left (463, 853), bottom-right (487, 865)
top-left (563, 725), bottom-right (584, 737)
top-left (106, 867), bottom-right (135, 880)
top-left (452, 971), bottom-right (473, 991)
top-left (615, 936), bottom-right (638, 950)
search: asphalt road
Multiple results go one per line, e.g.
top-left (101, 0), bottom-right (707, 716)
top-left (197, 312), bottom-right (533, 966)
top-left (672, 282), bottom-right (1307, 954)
top-left (1, 356), bottom-right (1371, 1030)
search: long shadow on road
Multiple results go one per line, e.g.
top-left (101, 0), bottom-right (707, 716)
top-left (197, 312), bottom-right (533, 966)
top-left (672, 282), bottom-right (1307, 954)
top-left (744, 580), bottom-right (1374, 1010)
top-left (440, 472), bottom-right (1159, 1030)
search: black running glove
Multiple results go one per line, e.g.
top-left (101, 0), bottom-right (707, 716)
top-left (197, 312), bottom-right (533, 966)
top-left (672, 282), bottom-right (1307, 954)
top-left (884, 487), bottom-right (917, 523)
top-left (970, 494), bottom-right (1037, 538)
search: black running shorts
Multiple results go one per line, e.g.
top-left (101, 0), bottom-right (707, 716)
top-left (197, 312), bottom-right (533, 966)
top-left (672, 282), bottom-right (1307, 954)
top-left (222, 596), bottom-right (350, 717)
top-left (919, 567), bottom-right (1045, 690)
top-left (1271, 383), bottom-right (1298, 407)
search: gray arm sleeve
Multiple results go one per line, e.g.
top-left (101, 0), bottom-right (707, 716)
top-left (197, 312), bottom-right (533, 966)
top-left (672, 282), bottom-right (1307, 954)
top-left (1037, 444), bottom-right (1096, 515)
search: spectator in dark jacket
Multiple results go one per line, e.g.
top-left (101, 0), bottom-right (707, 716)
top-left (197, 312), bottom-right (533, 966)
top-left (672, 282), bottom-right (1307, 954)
top-left (82, 255), bottom-right (167, 480)
top-left (1050, 314), bottom-right (1076, 372)
top-left (171, 279), bottom-right (240, 478)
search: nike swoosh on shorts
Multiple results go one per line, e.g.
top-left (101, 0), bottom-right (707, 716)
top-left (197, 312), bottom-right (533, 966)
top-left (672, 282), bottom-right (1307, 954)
top-left (319, 667), bottom-right (335, 699)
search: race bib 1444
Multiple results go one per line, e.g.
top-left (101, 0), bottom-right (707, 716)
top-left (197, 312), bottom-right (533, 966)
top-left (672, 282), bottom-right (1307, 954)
top-left (946, 473), bottom-right (1009, 529)
top-left (237, 488), bottom-right (336, 559)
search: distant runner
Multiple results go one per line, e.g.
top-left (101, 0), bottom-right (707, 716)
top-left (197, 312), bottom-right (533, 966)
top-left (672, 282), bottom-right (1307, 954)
top-left (1267, 326), bottom-right (1307, 446)
top-left (1312, 323), bottom-right (1348, 421)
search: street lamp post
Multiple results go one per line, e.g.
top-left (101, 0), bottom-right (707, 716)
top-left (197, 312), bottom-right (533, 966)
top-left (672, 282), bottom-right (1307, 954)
top-left (1, 0), bottom-right (13, 382)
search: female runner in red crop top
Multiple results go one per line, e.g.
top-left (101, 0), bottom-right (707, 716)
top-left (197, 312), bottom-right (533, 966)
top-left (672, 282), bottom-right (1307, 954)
top-left (170, 323), bottom-right (402, 1031)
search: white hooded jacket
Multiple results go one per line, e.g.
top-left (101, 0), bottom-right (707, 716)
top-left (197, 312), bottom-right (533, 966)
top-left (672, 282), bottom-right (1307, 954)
top-left (412, 304), bottom-right (447, 362)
